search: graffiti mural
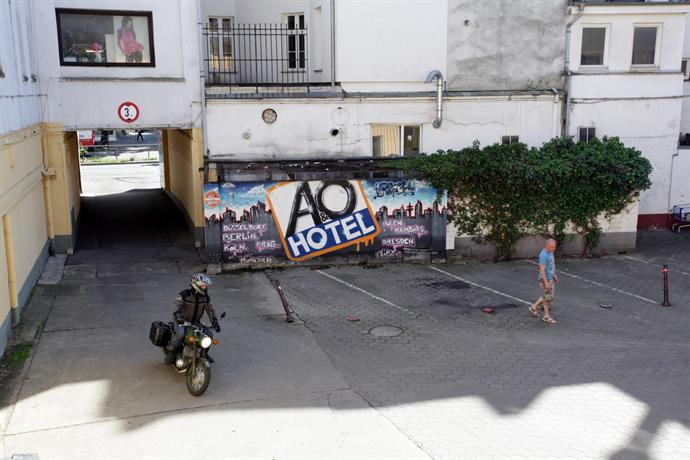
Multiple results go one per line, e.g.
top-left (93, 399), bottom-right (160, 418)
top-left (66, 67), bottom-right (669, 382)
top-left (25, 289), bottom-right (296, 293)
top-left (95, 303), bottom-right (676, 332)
top-left (204, 178), bottom-right (447, 266)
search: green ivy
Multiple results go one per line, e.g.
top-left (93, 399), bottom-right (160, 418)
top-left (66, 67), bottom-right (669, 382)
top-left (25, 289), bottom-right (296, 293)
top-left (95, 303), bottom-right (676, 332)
top-left (384, 137), bottom-right (652, 259)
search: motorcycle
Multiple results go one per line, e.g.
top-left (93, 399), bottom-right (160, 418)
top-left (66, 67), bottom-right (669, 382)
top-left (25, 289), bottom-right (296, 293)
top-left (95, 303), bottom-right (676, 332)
top-left (149, 313), bottom-right (225, 396)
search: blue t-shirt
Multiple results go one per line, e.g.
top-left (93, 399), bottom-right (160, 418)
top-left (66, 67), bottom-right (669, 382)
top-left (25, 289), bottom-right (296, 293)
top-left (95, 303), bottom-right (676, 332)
top-left (538, 249), bottom-right (555, 281)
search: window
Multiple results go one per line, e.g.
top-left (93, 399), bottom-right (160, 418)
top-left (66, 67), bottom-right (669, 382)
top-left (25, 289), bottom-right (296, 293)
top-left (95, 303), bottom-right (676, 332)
top-left (312, 6), bottom-right (323, 71)
top-left (285, 13), bottom-right (306, 70)
top-left (501, 135), bottom-right (519, 145)
top-left (56, 9), bottom-right (155, 66)
top-left (581, 27), bottom-right (607, 66)
top-left (12, 1), bottom-right (28, 80)
top-left (682, 59), bottom-right (689, 81)
top-left (579, 127), bottom-right (596, 143)
top-left (632, 26), bottom-right (659, 66)
top-left (372, 125), bottom-right (421, 157)
top-left (208, 17), bottom-right (233, 76)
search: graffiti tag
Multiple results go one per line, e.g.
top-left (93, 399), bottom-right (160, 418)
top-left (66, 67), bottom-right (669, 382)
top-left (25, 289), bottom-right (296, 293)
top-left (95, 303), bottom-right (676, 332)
top-left (255, 240), bottom-right (280, 252)
top-left (381, 236), bottom-right (416, 250)
top-left (382, 220), bottom-right (429, 237)
top-left (374, 180), bottom-right (416, 198)
top-left (376, 249), bottom-right (403, 258)
top-left (239, 255), bottom-right (273, 264)
top-left (222, 223), bottom-right (268, 234)
top-left (223, 242), bottom-right (248, 254)
top-left (223, 232), bottom-right (259, 242)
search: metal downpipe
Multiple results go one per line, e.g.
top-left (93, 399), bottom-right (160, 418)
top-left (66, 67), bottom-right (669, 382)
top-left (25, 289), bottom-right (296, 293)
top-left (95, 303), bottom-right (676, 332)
top-left (564, 3), bottom-right (585, 137)
top-left (425, 70), bottom-right (444, 129)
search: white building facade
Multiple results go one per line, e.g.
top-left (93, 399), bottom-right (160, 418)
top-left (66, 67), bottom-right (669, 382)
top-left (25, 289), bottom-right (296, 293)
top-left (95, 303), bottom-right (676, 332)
top-left (0, 0), bottom-right (688, 275)
top-left (201, 0), bottom-right (689, 264)
top-left (569, 0), bottom-right (690, 227)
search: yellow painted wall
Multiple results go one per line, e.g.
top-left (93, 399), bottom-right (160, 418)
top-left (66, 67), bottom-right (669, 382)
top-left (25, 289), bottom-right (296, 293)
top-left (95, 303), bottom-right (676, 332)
top-left (0, 218), bottom-right (10, 329)
top-left (41, 124), bottom-right (81, 249)
top-left (7, 184), bottom-right (48, 288)
top-left (0, 124), bottom-right (50, 333)
top-left (65, 131), bottom-right (81, 222)
top-left (165, 128), bottom-right (204, 230)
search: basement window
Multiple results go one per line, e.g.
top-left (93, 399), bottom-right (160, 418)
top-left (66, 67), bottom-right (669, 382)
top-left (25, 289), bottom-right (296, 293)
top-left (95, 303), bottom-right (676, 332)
top-left (579, 127), bottom-right (597, 143)
top-left (56, 9), bottom-right (155, 66)
top-left (501, 135), bottom-right (519, 145)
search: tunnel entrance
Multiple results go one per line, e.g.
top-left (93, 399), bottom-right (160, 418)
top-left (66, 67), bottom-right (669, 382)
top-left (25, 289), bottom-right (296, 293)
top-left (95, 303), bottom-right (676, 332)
top-left (78, 129), bottom-right (163, 197)
top-left (55, 127), bottom-right (206, 263)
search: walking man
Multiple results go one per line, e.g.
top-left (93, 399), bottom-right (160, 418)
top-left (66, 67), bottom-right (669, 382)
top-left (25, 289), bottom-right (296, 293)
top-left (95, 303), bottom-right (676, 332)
top-left (529, 238), bottom-right (559, 324)
top-left (136, 130), bottom-right (144, 143)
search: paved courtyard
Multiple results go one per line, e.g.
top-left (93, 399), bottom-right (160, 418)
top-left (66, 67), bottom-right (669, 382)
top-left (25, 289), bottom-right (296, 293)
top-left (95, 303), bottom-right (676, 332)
top-left (0, 189), bottom-right (688, 459)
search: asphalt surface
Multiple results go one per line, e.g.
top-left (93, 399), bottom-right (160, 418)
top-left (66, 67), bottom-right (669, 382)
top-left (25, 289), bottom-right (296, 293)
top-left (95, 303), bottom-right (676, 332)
top-left (0, 187), bottom-right (688, 459)
top-left (80, 163), bottom-right (161, 196)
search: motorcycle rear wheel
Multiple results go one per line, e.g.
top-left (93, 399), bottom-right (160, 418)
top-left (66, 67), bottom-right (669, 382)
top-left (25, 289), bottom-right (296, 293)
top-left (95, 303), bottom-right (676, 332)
top-left (186, 359), bottom-right (211, 396)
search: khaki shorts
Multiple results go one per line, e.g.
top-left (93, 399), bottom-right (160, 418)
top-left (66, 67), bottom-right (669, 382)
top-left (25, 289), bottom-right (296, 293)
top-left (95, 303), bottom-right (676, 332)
top-left (538, 279), bottom-right (555, 308)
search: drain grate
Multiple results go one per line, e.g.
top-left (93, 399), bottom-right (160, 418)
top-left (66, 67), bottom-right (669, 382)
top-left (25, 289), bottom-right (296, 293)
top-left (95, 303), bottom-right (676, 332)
top-left (369, 326), bottom-right (403, 337)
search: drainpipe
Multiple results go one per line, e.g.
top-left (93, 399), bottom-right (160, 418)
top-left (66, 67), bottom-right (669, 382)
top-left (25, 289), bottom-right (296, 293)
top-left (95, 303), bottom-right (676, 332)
top-left (197, 0), bottom-right (209, 163)
top-left (564, 3), bottom-right (585, 137)
top-left (40, 129), bottom-right (56, 246)
top-left (668, 150), bottom-right (679, 216)
top-left (330, 0), bottom-right (336, 86)
top-left (425, 70), bottom-right (444, 129)
top-left (2, 215), bottom-right (19, 326)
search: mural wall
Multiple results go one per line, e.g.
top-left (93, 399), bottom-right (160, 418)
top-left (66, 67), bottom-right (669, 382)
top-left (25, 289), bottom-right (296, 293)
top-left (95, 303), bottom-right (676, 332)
top-left (204, 179), bottom-right (447, 267)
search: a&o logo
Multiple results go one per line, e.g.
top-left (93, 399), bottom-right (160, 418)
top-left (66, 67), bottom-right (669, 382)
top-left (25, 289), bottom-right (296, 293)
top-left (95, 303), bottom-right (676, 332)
top-left (266, 180), bottom-right (381, 261)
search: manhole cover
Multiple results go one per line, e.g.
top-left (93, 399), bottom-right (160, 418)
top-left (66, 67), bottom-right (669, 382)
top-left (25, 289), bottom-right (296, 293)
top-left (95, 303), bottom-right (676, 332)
top-left (369, 326), bottom-right (403, 337)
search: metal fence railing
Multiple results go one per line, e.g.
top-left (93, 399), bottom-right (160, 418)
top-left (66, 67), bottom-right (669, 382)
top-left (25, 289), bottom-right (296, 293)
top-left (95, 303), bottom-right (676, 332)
top-left (203, 22), bottom-right (309, 86)
top-left (80, 143), bottom-right (161, 163)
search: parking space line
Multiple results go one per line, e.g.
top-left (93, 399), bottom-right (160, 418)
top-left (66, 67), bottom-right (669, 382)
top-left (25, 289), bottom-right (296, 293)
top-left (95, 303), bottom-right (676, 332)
top-left (428, 265), bottom-right (532, 306)
top-left (315, 270), bottom-right (417, 316)
top-left (526, 261), bottom-right (658, 304)
top-left (622, 255), bottom-right (690, 277)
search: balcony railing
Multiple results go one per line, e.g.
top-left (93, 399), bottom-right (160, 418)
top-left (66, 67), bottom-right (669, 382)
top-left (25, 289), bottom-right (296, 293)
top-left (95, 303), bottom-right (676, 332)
top-left (204, 22), bottom-right (311, 87)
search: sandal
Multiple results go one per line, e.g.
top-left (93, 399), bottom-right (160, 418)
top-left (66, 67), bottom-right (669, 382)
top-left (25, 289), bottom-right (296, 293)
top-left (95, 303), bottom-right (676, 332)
top-left (528, 307), bottom-right (540, 318)
top-left (543, 317), bottom-right (557, 325)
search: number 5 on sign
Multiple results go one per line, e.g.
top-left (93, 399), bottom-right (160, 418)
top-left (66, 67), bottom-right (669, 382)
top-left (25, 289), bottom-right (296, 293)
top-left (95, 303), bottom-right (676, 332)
top-left (117, 101), bottom-right (140, 123)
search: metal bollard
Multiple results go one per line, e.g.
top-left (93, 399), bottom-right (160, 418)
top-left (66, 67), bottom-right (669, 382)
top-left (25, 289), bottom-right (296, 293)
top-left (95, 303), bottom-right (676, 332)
top-left (272, 279), bottom-right (295, 322)
top-left (661, 265), bottom-right (671, 307)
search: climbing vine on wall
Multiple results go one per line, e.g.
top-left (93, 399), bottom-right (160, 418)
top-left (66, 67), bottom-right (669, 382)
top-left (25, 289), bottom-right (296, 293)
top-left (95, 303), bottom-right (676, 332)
top-left (385, 137), bottom-right (652, 259)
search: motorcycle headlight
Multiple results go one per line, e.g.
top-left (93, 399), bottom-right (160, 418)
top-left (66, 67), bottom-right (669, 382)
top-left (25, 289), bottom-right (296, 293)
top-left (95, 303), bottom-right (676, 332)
top-left (200, 335), bottom-right (213, 349)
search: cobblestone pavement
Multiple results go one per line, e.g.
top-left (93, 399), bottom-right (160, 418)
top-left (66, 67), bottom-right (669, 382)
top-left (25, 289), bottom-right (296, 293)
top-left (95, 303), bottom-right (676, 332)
top-left (3, 222), bottom-right (688, 459)
top-left (267, 231), bottom-right (690, 460)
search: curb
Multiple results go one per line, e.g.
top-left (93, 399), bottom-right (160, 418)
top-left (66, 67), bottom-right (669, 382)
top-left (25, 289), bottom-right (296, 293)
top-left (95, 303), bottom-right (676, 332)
top-left (81, 161), bottom-right (160, 166)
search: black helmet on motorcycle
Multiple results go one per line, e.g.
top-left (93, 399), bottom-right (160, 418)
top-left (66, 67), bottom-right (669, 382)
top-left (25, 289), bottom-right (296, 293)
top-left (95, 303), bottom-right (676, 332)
top-left (190, 273), bottom-right (212, 295)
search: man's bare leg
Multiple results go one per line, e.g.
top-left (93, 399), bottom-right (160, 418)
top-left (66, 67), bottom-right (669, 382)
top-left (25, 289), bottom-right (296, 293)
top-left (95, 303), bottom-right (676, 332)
top-left (542, 289), bottom-right (557, 323)
top-left (530, 297), bottom-right (543, 316)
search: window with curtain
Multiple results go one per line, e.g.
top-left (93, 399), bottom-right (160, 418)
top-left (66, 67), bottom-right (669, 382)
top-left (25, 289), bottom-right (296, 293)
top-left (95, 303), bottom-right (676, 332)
top-left (581, 27), bottom-right (607, 66)
top-left (632, 26), bottom-right (658, 66)
top-left (208, 17), bottom-right (233, 73)
top-left (372, 125), bottom-right (401, 157)
top-left (372, 125), bottom-right (421, 157)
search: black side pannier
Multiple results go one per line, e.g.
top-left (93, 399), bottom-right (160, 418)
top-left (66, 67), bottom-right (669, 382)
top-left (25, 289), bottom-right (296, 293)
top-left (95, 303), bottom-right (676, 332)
top-left (149, 321), bottom-right (172, 347)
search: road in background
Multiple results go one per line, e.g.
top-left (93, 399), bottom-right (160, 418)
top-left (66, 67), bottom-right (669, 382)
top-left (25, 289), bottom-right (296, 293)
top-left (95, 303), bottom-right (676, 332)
top-left (80, 163), bottom-right (161, 196)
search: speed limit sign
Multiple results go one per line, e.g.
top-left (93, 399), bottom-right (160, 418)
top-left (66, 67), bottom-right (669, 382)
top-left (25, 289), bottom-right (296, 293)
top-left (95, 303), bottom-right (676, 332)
top-left (117, 101), bottom-right (140, 123)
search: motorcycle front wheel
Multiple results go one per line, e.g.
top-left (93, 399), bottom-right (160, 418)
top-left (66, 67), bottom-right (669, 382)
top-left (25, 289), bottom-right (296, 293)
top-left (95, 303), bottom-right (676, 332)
top-left (186, 359), bottom-right (211, 396)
